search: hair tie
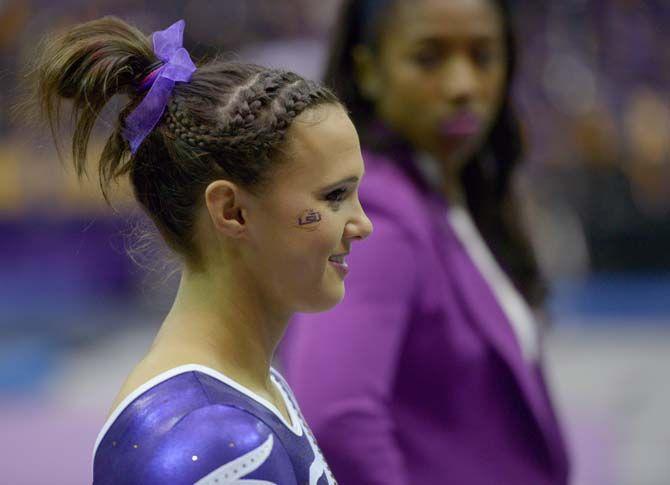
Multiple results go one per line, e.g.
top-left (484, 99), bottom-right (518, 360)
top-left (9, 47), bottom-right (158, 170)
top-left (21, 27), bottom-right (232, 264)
top-left (137, 61), bottom-right (166, 93)
top-left (123, 19), bottom-right (197, 154)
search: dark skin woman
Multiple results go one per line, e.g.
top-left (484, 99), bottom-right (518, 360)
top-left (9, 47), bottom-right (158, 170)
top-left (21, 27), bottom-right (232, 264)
top-left (282, 1), bottom-right (570, 483)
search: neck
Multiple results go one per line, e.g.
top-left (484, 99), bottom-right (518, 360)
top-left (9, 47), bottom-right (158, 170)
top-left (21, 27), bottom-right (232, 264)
top-left (417, 149), bottom-right (467, 206)
top-left (152, 264), bottom-right (290, 393)
top-left (438, 145), bottom-right (470, 206)
top-left (442, 168), bottom-right (466, 207)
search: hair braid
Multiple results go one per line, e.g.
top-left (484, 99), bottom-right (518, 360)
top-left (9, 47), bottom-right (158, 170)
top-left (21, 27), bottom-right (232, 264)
top-left (164, 74), bottom-right (334, 155)
top-left (31, 16), bottom-right (341, 268)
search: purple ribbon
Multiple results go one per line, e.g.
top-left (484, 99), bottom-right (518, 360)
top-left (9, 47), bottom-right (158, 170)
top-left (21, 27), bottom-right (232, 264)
top-left (123, 20), bottom-right (196, 154)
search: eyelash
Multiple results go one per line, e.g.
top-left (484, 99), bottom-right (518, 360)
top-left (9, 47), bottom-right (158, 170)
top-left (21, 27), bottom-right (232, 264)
top-left (325, 188), bottom-right (348, 203)
top-left (414, 50), bottom-right (441, 69)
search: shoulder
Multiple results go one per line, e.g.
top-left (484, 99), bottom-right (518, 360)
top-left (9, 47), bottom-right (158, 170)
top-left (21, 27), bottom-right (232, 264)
top-left (149, 404), bottom-right (296, 484)
top-left (94, 370), bottom-right (299, 485)
top-left (96, 403), bottom-right (297, 485)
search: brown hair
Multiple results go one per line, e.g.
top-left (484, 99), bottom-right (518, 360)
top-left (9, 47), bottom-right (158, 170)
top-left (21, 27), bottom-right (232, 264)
top-left (31, 16), bottom-right (339, 268)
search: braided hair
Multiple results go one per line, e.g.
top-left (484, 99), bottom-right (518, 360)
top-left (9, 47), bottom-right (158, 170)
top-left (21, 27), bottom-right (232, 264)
top-left (31, 16), bottom-right (339, 268)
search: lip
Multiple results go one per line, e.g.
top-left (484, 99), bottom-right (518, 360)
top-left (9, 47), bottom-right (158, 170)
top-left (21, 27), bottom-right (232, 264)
top-left (328, 252), bottom-right (350, 277)
top-left (439, 112), bottom-right (482, 139)
top-left (329, 259), bottom-right (349, 277)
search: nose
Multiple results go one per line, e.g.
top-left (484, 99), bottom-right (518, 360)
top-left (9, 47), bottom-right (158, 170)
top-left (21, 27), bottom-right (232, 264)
top-left (441, 54), bottom-right (477, 107)
top-left (345, 201), bottom-right (374, 241)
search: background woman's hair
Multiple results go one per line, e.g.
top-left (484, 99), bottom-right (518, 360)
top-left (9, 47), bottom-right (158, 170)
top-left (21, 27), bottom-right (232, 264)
top-left (324, 0), bottom-right (546, 307)
top-left (29, 16), bottom-right (339, 269)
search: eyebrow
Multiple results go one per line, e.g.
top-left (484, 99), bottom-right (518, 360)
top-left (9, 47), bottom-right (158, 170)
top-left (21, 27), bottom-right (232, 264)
top-left (412, 34), bottom-right (499, 47)
top-left (317, 175), bottom-right (361, 193)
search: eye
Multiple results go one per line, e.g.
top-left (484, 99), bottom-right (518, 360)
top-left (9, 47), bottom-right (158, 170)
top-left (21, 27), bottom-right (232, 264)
top-left (472, 44), bottom-right (499, 69)
top-left (411, 42), bottom-right (443, 70)
top-left (413, 48), bottom-right (442, 70)
top-left (325, 188), bottom-right (348, 203)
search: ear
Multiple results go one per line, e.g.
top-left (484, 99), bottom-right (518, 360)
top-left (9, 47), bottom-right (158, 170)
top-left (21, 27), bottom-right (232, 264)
top-left (352, 44), bottom-right (382, 101)
top-left (204, 180), bottom-right (248, 239)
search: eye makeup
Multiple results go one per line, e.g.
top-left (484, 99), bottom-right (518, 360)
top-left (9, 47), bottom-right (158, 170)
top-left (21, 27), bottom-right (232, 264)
top-left (325, 187), bottom-right (349, 203)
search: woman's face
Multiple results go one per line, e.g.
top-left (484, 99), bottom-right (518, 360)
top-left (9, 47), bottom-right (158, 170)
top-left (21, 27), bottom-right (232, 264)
top-left (359, 0), bottom-right (507, 165)
top-left (243, 104), bottom-right (373, 314)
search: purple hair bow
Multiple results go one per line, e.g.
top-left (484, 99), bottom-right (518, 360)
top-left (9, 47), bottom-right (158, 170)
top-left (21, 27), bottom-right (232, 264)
top-left (123, 19), bottom-right (196, 154)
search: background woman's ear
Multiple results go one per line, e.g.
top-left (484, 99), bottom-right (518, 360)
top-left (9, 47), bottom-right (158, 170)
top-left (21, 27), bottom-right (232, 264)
top-left (205, 180), bottom-right (247, 238)
top-left (352, 45), bottom-right (382, 101)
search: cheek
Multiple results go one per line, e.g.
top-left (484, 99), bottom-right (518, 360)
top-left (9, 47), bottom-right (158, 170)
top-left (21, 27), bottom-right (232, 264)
top-left (379, 65), bottom-right (439, 140)
top-left (480, 65), bottom-right (507, 113)
top-left (388, 62), bottom-right (438, 108)
top-left (299, 213), bottom-right (342, 258)
top-left (265, 208), bottom-right (348, 310)
top-left (273, 209), bottom-right (339, 270)
top-left (378, 48), bottom-right (432, 108)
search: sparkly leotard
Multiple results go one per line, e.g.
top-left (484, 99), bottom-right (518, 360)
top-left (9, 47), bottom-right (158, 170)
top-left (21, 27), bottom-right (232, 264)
top-left (92, 364), bottom-right (336, 484)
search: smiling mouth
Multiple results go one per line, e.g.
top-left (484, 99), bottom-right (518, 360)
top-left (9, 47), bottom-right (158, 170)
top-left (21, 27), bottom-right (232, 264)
top-left (328, 253), bottom-right (350, 277)
top-left (328, 253), bottom-right (348, 264)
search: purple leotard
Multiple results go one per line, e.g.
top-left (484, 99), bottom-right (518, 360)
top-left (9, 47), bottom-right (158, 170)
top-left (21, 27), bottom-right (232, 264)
top-left (92, 364), bottom-right (335, 484)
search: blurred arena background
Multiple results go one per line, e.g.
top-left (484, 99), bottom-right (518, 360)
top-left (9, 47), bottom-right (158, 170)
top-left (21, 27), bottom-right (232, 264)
top-left (1, 1), bottom-right (669, 483)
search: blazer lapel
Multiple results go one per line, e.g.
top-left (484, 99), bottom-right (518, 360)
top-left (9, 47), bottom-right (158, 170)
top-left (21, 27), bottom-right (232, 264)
top-left (430, 194), bottom-right (567, 472)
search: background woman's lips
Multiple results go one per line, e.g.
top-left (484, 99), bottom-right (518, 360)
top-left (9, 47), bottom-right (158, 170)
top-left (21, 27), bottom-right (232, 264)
top-left (439, 113), bottom-right (482, 138)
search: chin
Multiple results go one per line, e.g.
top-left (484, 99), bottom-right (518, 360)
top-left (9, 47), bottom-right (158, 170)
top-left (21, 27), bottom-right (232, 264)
top-left (296, 285), bottom-right (345, 314)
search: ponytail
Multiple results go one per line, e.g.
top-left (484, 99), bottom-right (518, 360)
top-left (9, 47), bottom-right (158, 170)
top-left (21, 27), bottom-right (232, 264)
top-left (34, 16), bottom-right (156, 197)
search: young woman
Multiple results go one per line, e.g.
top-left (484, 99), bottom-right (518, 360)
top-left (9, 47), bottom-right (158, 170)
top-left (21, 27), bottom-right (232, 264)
top-left (31, 16), bottom-right (372, 484)
top-left (282, 0), bottom-right (570, 483)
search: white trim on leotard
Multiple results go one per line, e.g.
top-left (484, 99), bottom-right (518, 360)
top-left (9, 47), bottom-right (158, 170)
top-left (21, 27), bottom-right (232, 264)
top-left (92, 363), bottom-right (303, 460)
top-left (193, 434), bottom-right (275, 485)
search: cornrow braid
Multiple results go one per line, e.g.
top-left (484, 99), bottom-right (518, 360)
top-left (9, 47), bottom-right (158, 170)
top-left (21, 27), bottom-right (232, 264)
top-left (31, 15), bottom-right (341, 268)
top-left (164, 73), bottom-right (335, 155)
top-left (218, 71), bottom-right (291, 132)
top-left (158, 73), bottom-right (337, 199)
top-left (145, 63), bottom-right (339, 262)
top-left (34, 17), bottom-right (339, 267)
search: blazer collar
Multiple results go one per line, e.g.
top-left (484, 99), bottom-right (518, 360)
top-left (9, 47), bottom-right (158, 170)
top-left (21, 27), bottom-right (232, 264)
top-left (425, 183), bottom-right (569, 476)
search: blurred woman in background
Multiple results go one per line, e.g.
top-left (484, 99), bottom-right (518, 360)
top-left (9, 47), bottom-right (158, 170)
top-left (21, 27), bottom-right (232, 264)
top-left (282, 0), bottom-right (570, 483)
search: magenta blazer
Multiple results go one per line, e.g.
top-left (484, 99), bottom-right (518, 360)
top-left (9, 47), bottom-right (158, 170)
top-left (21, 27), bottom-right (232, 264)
top-left (281, 149), bottom-right (570, 484)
